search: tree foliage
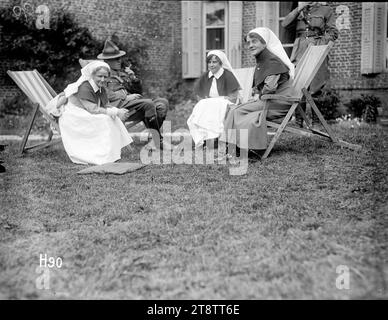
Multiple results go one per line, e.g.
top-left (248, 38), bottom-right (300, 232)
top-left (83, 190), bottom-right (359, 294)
top-left (0, 3), bottom-right (103, 91)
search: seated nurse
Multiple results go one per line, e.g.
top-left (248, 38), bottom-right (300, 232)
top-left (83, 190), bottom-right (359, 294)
top-left (220, 27), bottom-right (295, 158)
top-left (47, 60), bottom-right (133, 165)
top-left (187, 50), bottom-right (241, 147)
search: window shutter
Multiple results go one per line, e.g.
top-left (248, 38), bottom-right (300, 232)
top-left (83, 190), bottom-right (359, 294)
top-left (228, 1), bottom-right (242, 68)
top-left (374, 3), bottom-right (387, 72)
top-left (361, 3), bottom-right (374, 74)
top-left (255, 2), bottom-right (279, 35)
top-left (181, 1), bottom-right (202, 79)
top-left (361, 2), bottom-right (387, 74)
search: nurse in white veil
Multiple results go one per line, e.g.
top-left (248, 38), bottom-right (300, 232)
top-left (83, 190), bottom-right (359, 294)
top-left (187, 50), bottom-right (242, 148)
top-left (45, 61), bottom-right (133, 165)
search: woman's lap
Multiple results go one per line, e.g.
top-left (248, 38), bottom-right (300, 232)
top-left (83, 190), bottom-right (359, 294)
top-left (222, 100), bottom-right (291, 149)
top-left (59, 103), bottom-right (132, 165)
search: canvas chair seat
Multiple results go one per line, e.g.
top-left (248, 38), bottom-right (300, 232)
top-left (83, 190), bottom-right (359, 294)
top-left (233, 42), bottom-right (361, 159)
top-left (7, 69), bottom-right (61, 155)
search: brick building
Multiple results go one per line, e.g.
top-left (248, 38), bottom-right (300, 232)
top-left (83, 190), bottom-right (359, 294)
top-left (181, 1), bottom-right (388, 110)
top-left (1, 1), bottom-right (387, 111)
top-left (0, 0), bottom-right (182, 100)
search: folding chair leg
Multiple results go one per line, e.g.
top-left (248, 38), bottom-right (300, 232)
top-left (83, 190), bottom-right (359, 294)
top-left (297, 104), bottom-right (313, 129)
top-left (302, 89), bottom-right (338, 143)
top-left (24, 139), bottom-right (61, 153)
top-left (47, 130), bottom-right (53, 141)
top-left (262, 102), bottom-right (298, 160)
top-left (19, 103), bottom-right (40, 155)
top-left (20, 103), bottom-right (62, 155)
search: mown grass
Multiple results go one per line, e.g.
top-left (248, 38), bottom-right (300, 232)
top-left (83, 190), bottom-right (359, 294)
top-left (0, 108), bottom-right (387, 299)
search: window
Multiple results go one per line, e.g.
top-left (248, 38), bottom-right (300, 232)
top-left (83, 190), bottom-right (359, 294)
top-left (202, 1), bottom-right (232, 72)
top-left (255, 1), bottom-right (298, 58)
top-left (278, 2), bottom-right (298, 57)
top-left (182, 1), bottom-right (242, 79)
top-left (204, 1), bottom-right (227, 57)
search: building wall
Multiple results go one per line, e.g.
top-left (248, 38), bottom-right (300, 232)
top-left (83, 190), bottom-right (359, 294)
top-left (329, 2), bottom-right (388, 90)
top-left (0, 0), bottom-right (182, 101)
top-left (330, 2), bottom-right (388, 111)
top-left (1, 0), bottom-right (387, 110)
top-left (241, 1), bottom-right (257, 68)
top-left (238, 1), bottom-right (388, 110)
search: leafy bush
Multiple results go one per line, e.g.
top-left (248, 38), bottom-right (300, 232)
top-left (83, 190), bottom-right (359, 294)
top-left (165, 80), bottom-right (196, 107)
top-left (0, 3), bottom-right (103, 91)
top-left (0, 3), bottom-right (149, 115)
top-left (345, 94), bottom-right (381, 123)
top-left (314, 89), bottom-right (342, 120)
top-left (0, 93), bottom-right (31, 118)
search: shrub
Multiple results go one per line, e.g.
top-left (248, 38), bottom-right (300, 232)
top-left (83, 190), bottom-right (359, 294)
top-left (314, 89), bottom-right (342, 120)
top-left (0, 93), bottom-right (31, 117)
top-left (0, 3), bottom-right (148, 115)
top-left (0, 3), bottom-right (103, 92)
top-left (165, 80), bottom-right (196, 107)
top-left (345, 94), bottom-right (381, 123)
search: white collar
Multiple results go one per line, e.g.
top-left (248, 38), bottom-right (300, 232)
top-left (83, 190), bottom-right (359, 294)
top-left (88, 79), bottom-right (100, 93)
top-left (208, 67), bottom-right (224, 79)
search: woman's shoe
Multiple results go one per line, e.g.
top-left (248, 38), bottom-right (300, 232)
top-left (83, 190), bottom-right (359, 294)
top-left (228, 155), bottom-right (241, 166)
top-left (215, 152), bottom-right (232, 163)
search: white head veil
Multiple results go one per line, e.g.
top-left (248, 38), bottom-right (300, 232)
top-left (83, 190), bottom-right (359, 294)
top-left (64, 60), bottom-right (110, 98)
top-left (207, 50), bottom-right (242, 89)
top-left (248, 27), bottom-right (295, 79)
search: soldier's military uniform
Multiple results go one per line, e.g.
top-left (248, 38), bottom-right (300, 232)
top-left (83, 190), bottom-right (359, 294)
top-left (97, 38), bottom-right (170, 148)
top-left (282, 2), bottom-right (338, 126)
top-left (282, 2), bottom-right (338, 94)
top-left (106, 68), bottom-right (168, 128)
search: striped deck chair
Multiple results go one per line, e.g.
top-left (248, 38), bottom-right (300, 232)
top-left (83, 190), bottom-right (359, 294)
top-left (260, 41), bottom-right (361, 159)
top-left (7, 69), bottom-right (61, 155)
top-left (233, 42), bottom-right (361, 159)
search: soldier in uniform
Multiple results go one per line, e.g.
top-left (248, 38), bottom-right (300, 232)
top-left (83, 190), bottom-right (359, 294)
top-left (282, 2), bottom-right (338, 127)
top-left (97, 39), bottom-right (169, 148)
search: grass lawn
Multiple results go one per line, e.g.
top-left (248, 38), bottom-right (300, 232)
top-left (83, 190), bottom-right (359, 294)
top-left (0, 104), bottom-right (387, 299)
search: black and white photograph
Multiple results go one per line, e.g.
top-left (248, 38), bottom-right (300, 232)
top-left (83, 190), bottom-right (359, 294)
top-left (0, 0), bottom-right (387, 305)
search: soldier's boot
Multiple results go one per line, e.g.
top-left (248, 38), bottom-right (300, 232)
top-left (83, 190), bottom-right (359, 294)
top-left (295, 100), bottom-right (306, 128)
top-left (144, 115), bottom-right (164, 150)
top-left (153, 97), bottom-right (169, 128)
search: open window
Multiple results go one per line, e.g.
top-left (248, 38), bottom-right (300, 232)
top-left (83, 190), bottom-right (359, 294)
top-left (182, 1), bottom-right (242, 78)
top-left (204, 1), bottom-right (227, 57)
top-left (279, 2), bottom-right (298, 57)
top-left (256, 1), bottom-right (298, 58)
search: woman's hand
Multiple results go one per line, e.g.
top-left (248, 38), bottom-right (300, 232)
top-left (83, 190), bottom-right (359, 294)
top-left (117, 109), bottom-right (130, 121)
top-left (127, 93), bottom-right (142, 101)
top-left (56, 93), bottom-right (68, 108)
top-left (248, 94), bottom-right (260, 102)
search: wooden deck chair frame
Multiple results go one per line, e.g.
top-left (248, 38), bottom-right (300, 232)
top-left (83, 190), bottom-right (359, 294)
top-left (7, 69), bottom-right (61, 155)
top-left (236, 42), bottom-right (361, 159)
